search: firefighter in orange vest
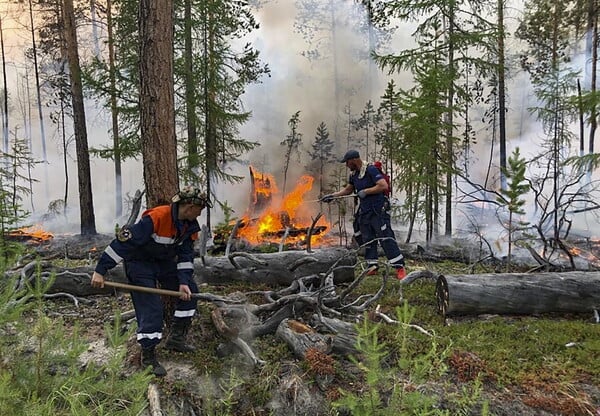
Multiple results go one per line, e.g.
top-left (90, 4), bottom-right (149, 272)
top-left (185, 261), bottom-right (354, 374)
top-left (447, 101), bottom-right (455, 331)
top-left (91, 185), bottom-right (209, 376)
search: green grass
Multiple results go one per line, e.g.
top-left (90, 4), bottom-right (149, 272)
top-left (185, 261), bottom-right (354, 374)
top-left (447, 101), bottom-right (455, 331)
top-left (183, 257), bottom-right (600, 414)
top-left (0, 273), bottom-right (153, 415)
top-left (5, 256), bottom-right (598, 415)
top-left (337, 259), bottom-right (600, 414)
top-left (392, 262), bottom-right (599, 387)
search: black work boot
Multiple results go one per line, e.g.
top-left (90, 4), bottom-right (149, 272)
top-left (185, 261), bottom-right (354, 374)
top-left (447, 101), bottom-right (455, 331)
top-left (165, 317), bottom-right (196, 353)
top-left (141, 346), bottom-right (167, 377)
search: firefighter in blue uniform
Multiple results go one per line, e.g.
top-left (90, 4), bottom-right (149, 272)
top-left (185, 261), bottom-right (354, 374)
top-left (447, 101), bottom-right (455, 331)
top-left (321, 150), bottom-right (406, 280)
top-left (91, 185), bottom-right (210, 376)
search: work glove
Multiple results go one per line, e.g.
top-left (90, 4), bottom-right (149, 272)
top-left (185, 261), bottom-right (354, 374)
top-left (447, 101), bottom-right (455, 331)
top-left (357, 190), bottom-right (367, 199)
top-left (321, 194), bottom-right (335, 203)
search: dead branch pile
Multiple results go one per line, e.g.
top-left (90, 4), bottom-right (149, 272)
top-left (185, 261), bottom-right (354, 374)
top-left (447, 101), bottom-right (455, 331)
top-left (208, 265), bottom-right (403, 364)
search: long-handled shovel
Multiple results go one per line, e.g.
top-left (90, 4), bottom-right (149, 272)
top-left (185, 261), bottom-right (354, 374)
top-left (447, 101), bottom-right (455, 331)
top-left (101, 280), bottom-right (232, 303)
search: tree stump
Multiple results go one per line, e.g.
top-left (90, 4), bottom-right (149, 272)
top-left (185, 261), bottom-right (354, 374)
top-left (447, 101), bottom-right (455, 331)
top-left (436, 271), bottom-right (600, 317)
top-left (275, 319), bottom-right (332, 359)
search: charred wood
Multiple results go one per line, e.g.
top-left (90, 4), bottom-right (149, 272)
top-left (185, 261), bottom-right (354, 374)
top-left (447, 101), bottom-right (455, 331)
top-left (225, 219), bottom-right (243, 257)
top-left (276, 319), bottom-right (332, 359)
top-left (5, 247), bottom-right (357, 297)
top-left (436, 271), bottom-right (600, 318)
top-left (197, 247), bottom-right (356, 285)
top-left (125, 189), bottom-right (144, 226)
top-left (239, 303), bottom-right (309, 340)
top-left (211, 307), bottom-right (265, 366)
top-left (309, 315), bottom-right (359, 356)
top-left (306, 213), bottom-right (324, 253)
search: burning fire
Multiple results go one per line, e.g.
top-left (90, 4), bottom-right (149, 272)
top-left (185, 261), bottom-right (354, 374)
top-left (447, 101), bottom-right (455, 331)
top-left (236, 167), bottom-right (330, 246)
top-left (7, 225), bottom-right (54, 243)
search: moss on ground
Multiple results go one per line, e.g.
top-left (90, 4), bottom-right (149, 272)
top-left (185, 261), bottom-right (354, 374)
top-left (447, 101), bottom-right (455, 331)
top-left (15, 256), bottom-right (598, 415)
top-left (173, 257), bottom-right (600, 414)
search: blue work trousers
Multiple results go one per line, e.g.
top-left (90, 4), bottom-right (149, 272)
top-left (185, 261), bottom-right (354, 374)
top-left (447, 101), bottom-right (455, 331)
top-left (125, 260), bottom-right (198, 349)
top-left (356, 209), bottom-right (404, 269)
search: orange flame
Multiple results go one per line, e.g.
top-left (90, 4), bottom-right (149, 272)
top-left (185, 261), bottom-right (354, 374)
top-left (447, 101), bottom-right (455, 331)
top-left (250, 169), bottom-right (278, 210)
top-left (237, 168), bottom-right (330, 246)
top-left (8, 225), bottom-right (54, 243)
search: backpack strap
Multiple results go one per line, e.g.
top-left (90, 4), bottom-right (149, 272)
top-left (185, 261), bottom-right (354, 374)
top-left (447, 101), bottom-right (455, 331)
top-left (350, 163), bottom-right (379, 188)
top-left (367, 163), bottom-right (391, 199)
top-left (365, 163), bottom-right (378, 187)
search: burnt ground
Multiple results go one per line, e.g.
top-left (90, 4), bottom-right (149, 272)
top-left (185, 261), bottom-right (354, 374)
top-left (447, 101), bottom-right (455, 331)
top-left (39, 283), bottom-right (600, 416)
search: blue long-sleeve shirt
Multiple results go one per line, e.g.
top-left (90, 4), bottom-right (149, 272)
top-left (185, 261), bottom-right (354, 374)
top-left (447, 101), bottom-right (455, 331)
top-left (94, 203), bottom-right (200, 286)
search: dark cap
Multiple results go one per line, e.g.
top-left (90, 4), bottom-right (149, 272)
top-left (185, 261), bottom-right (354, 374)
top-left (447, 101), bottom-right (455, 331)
top-left (339, 149), bottom-right (360, 163)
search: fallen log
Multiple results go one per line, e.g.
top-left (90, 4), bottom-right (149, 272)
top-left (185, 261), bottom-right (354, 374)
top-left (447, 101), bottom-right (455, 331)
top-left (7, 246), bottom-right (357, 297)
top-left (436, 271), bottom-right (600, 318)
top-left (195, 247), bottom-right (356, 285)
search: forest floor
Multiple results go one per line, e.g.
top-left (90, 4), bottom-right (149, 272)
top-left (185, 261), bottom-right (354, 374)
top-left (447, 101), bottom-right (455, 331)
top-left (39, 254), bottom-right (600, 416)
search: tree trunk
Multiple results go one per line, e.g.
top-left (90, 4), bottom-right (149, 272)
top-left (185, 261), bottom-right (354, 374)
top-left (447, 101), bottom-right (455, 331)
top-left (63, 0), bottom-right (97, 235)
top-left (106, 0), bottom-right (122, 218)
top-left (204, 3), bottom-right (217, 229)
top-left (139, 0), bottom-right (178, 207)
top-left (29, 0), bottom-right (48, 164)
top-left (444, 6), bottom-right (455, 238)
top-left (586, 0), bottom-right (598, 154)
top-left (436, 272), bottom-right (600, 317)
top-left (497, 0), bottom-right (507, 189)
top-left (184, 0), bottom-right (199, 180)
top-left (1, 15), bottom-right (8, 153)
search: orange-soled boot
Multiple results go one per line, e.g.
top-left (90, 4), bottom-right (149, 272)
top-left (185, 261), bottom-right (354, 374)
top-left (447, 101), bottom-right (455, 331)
top-left (366, 266), bottom-right (378, 276)
top-left (396, 267), bottom-right (407, 280)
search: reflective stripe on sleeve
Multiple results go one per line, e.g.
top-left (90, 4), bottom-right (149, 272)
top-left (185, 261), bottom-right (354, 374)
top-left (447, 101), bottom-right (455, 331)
top-left (152, 233), bottom-right (176, 244)
top-left (105, 246), bottom-right (123, 264)
top-left (177, 261), bottom-right (194, 270)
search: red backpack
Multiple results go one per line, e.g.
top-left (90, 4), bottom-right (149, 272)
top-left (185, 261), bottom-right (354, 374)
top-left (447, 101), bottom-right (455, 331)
top-left (372, 161), bottom-right (390, 197)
